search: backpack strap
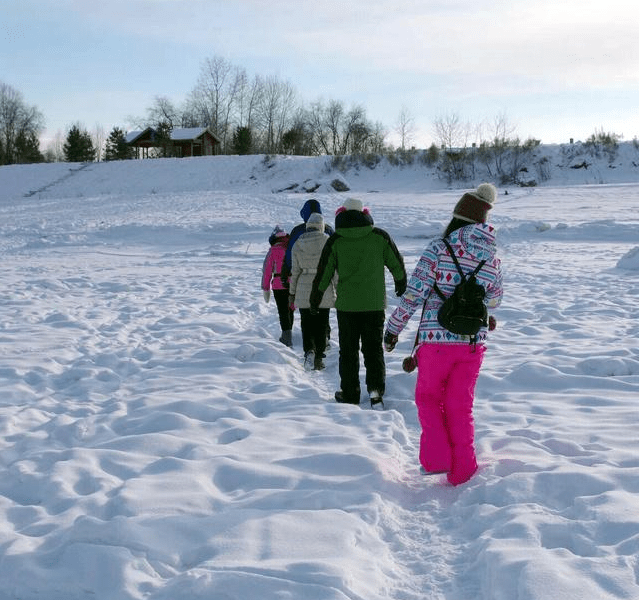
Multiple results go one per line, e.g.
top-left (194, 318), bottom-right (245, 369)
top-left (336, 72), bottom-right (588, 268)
top-left (433, 238), bottom-right (486, 300)
top-left (442, 238), bottom-right (486, 280)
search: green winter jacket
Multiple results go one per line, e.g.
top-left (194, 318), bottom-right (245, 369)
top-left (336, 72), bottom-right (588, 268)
top-left (311, 209), bottom-right (406, 312)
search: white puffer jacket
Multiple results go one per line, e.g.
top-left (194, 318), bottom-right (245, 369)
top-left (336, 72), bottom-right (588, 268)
top-left (290, 229), bottom-right (337, 309)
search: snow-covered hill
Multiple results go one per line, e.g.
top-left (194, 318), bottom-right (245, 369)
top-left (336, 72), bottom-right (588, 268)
top-left (1, 141), bottom-right (637, 203)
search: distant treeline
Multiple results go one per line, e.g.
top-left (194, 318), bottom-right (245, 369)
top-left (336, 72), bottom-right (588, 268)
top-left (1, 60), bottom-right (637, 182)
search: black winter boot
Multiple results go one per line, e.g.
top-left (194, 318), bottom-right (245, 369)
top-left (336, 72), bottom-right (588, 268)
top-left (279, 330), bottom-right (292, 347)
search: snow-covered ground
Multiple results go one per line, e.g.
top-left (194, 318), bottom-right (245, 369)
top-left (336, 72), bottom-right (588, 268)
top-left (0, 148), bottom-right (637, 599)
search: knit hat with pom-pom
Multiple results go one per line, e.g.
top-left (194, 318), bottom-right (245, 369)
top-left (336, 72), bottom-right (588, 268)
top-left (342, 197), bottom-right (364, 212)
top-left (452, 183), bottom-right (497, 223)
top-left (268, 224), bottom-right (288, 245)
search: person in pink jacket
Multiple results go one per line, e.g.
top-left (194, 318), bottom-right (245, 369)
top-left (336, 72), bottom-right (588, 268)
top-left (262, 225), bottom-right (294, 347)
top-left (384, 184), bottom-right (503, 486)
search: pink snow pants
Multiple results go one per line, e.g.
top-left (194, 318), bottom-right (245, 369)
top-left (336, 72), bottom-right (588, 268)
top-left (415, 343), bottom-right (485, 486)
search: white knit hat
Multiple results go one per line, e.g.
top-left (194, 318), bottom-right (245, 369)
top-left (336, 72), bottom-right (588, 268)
top-left (306, 212), bottom-right (324, 231)
top-left (452, 183), bottom-right (497, 223)
top-left (342, 197), bottom-right (364, 212)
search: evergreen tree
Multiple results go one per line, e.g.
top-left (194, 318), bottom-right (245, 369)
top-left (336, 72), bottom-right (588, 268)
top-left (104, 127), bottom-right (134, 161)
top-left (15, 129), bottom-right (44, 163)
top-left (63, 125), bottom-right (95, 162)
top-left (232, 126), bottom-right (252, 155)
top-left (155, 121), bottom-right (172, 157)
top-left (281, 126), bottom-right (303, 155)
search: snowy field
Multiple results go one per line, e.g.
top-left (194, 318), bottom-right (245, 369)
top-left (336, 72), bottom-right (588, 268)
top-left (0, 152), bottom-right (637, 599)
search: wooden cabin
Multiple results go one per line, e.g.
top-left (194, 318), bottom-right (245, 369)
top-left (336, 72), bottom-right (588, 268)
top-left (126, 127), bottom-right (222, 158)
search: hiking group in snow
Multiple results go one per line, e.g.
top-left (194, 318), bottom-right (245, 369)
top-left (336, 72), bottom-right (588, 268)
top-left (262, 185), bottom-right (504, 486)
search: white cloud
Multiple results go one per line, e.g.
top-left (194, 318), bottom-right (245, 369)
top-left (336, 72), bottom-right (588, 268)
top-left (54, 0), bottom-right (637, 97)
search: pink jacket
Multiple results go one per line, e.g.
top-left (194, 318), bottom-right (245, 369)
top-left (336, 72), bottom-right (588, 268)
top-left (262, 238), bottom-right (289, 291)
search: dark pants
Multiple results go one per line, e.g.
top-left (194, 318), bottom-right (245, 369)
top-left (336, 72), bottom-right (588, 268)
top-left (336, 310), bottom-right (386, 402)
top-left (300, 308), bottom-right (330, 355)
top-left (273, 289), bottom-right (293, 331)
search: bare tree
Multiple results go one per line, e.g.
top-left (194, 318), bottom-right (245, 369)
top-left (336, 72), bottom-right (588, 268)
top-left (340, 104), bottom-right (368, 154)
top-left (275, 80), bottom-right (297, 152)
top-left (369, 121), bottom-right (388, 154)
top-left (218, 65), bottom-right (245, 147)
top-left (93, 123), bottom-right (106, 162)
top-left (256, 76), bottom-right (297, 153)
top-left (187, 56), bottom-right (238, 150)
top-left (488, 110), bottom-right (517, 145)
top-left (325, 100), bottom-right (344, 155)
top-left (306, 100), bottom-right (331, 155)
top-left (243, 74), bottom-right (264, 131)
top-left (44, 130), bottom-right (65, 162)
top-left (146, 96), bottom-right (181, 129)
top-left (432, 112), bottom-right (474, 181)
top-left (395, 106), bottom-right (416, 150)
top-left (303, 99), bottom-right (377, 156)
top-left (483, 111), bottom-right (519, 179)
top-left (433, 112), bottom-right (466, 151)
top-left (0, 81), bottom-right (44, 165)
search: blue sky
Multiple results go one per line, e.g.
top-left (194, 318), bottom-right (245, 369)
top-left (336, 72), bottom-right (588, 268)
top-left (2, 0), bottom-right (638, 148)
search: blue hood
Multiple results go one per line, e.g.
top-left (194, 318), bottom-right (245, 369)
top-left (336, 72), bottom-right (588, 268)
top-left (300, 199), bottom-right (322, 222)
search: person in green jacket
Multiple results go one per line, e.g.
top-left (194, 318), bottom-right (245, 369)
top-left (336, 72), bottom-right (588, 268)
top-left (310, 198), bottom-right (406, 408)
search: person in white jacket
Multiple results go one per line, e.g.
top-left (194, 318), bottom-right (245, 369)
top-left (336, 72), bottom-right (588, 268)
top-left (289, 213), bottom-right (337, 370)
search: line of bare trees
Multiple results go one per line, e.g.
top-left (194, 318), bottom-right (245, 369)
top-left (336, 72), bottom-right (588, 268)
top-left (130, 55), bottom-right (388, 156)
top-left (430, 111), bottom-right (546, 183)
top-left (2, 63), bottom-right (632, 175)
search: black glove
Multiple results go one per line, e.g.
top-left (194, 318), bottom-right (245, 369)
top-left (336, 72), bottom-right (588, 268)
top-left (394, 277), bottom-right (407, 297)
top-left (309, 289), bottom-right (323, 315)
top-left (383, 331), bottom-right (398, 352)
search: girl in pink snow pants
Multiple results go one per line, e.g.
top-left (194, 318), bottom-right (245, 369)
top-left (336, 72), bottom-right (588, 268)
top-left (384, 184), bottom-right (503, 486)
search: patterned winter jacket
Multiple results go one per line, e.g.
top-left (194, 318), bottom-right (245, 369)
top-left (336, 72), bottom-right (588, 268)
top-left (290, 230), bottom-right (337, 309)
top-left (386, 223), bottom-right (503, 345)
top-left (262, 237), bottom-right (289, 291)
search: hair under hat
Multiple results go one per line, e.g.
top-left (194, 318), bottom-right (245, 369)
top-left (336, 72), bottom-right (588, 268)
top-left (452, 183), bottom-right (497, 223)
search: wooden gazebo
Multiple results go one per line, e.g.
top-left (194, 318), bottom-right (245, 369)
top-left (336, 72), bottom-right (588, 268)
top-left (126, 127), bottom-right (222, 158)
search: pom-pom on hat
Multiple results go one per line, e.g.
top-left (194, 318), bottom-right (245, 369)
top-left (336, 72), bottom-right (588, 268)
top-left (271, 224), bottom-right (287, 238)
top-left (268, 224), bottom-right (288, 245)
top-left (452, 183), bottom-right (497, 223)
top-left (306, 212), bottom-right (324, 231)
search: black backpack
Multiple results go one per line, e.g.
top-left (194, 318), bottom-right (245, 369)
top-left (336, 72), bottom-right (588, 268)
top-left (433, 238), bottom-right (488, 342)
